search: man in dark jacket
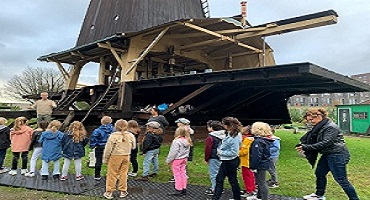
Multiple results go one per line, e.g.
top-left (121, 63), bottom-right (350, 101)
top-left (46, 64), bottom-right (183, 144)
top-left (0, 117), bottom-right (10, 173)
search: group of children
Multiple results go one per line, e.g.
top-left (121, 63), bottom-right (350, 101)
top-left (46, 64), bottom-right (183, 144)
top-left (0, 114), bottom-right (280, 200)
top-left (204, 118), bottom-right (281, 200)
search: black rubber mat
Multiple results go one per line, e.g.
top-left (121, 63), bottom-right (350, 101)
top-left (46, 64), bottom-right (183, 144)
top-left (0, 171), bottom-right (303, 200)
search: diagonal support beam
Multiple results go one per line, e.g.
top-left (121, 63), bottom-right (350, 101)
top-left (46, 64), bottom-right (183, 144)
top-left (163, 84), bottom-right (215, 115)
top-left (48, 59), bottom-right (70, 80)
top-left (125, 27), bottom-right (169, 75)
top-left (177, 22), bottom-right (261, 53)
top-left (98, 42), bottom-right (126, 68)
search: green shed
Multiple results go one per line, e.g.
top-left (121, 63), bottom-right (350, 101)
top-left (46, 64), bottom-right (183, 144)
top-left (337, 104), bottom-right (370, 135)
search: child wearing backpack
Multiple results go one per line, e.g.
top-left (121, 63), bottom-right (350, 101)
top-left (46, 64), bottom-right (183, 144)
top-left (249, 122), bottom-right (274, 200)
top-left (204, 120), bottom-right (226, 196)
top-left (0, 117), bottom-right (11, 174)
top-left (60, 121), bottom-right (89, 181)
top-left (25, 121), bottom-right (49, 177)
top-left (9, 117), bottom-right (33, 176)
top-left (39, 120), bottom-right (64, 180)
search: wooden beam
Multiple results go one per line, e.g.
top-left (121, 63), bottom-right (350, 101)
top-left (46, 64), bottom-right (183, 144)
top-left (168, 26), bottom-right (268, 39)
top-left (163, 84), bottom-right (215, 115)
top-left (99, 42), bottom-right (126, 69)
top-left (211, 51), bottom-right (262, 60)
top-left (177, 22), bottom-right (261, 53)
top-left (236, 15), bottom-right (337, 39)
top-left (48, 60), bottom-right (70, 80)
top-left (179, 39), bottom-right (221, 50)
top-left (125, 27), bottom-right (169, 75)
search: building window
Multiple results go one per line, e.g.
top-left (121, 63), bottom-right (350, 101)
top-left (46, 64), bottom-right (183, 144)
top-left (353, 112), bottom-right (368, 119)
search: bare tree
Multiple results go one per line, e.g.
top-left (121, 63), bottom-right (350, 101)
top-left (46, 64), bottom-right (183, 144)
top-left (4, 67), bottom-right (65, 101)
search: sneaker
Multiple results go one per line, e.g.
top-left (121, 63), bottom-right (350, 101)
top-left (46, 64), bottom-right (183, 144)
top-left (94, 176), bottom-right (102, 181)
top-left (303, 193), bottom-right (326, 200)
top-left (60, 176), bottom-right (68, 181)
top-left (103, 192), bottom-right (113, 199)
top-left (41, 175), bottom-right (48, 180)
top-left (119, 191), bottom-right (128, 198)
top-left (53, 174), bottom-right (60, 179)
top-left (25, 172), bottom-right (35, 177)
top-left (0, 168), bottom-right (9, 174)
top-left (76, 175), bottom-right (84, 181)
top-left (246, 195), bottom-right (260, 200)
top-left (148, 173), bottom-right (157, 177)
top-left (241, 192), bottom-right (255, 198)
top-left (128, 172), bottom-right (138, 177)
top-left (8, 170), bottom-right (17, 176)
top-left (20, 169), bottom-right (28, 175)
top-left (205, 188), bottom-right (214, 196)
top-left (268, 182), bottom-right (279, 188)
top-left (168, 178), bottom-right (175, 183)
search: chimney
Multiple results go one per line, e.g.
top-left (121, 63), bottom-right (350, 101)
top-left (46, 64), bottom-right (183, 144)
top-left (240, 1), bottom-right (247, 27)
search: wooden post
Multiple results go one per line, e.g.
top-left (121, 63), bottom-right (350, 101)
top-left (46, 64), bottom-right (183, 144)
top-left (66, 62), bottom-right (85, 90)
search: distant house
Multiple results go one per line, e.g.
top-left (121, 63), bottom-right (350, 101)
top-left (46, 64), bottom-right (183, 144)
top-left (288, 72), bottom-right (370, 106)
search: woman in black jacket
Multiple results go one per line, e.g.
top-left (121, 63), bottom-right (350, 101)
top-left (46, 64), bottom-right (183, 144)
top-left (296, 108), bottom-right (359, 200)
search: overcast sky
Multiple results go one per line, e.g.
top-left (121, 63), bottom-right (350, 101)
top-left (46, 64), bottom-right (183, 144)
top-left (1, 0), bottom-right (370, 100)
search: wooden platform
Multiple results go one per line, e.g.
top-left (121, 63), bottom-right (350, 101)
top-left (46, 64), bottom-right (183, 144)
top-left (0, 170), bottom-right (304, 199)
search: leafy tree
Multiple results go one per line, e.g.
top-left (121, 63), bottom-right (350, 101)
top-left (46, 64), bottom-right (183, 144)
top-left (3, 67), bottom-right (65, 101)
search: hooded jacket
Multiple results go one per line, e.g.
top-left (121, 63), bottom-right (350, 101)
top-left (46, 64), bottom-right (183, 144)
top-left (89, 124), bottom-right (114, 148)
top-left (0, 125), bottom-right (11, 149)
top-left (166, 136), bottom-right (190, 163)
top-left (61, 132), bottom-right (89, 159)
top-left (239, 134), bottom-right (254, 168)
top-left (204, 130), bottom-right (226, 162)
top-left (249, 136), bottom-right (274, 170)
top-left (10, 126), bottom-right (33, 152)
top-left (217, 132), bottom-right (242, 161)
top-left (29, 128), bottom-right (44, 150)
top-left (270, 136), bottom-right (281, 158)
top-left (39, 130), bottom-right (64, 162)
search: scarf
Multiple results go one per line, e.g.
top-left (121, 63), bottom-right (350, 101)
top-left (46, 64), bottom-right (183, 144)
top-left (299, 118), bottom-right (329, 168)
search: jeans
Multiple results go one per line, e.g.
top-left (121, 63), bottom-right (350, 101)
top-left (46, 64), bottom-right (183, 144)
top-left (213, 157), bottom-right (241, 200)
top-left (0, 148), bottom-right (7, 169)
top-left (315, 154), bottom-right (359, 200)
top-left (62, 158), bottom-right (82, 177)
top-left (29, 147), bottom-right (42, 173)
top-left (94, 146), bottom-right (105, 177)
top-left (41, 160), bottom-right (60, 176)
top-left (172, 158), bottom-right (188, 190)
top-left (142, 148), bottom-right (159, 177)
top-left (11, 151), bottom-right (28, 170)
top-left (208, 158), bottom-right (221, 191)
top-left (130, 147), bottom-right (138, 173)
top-left (268, 157), bottom-right (279, 183)
top-left (255, 170), bottom-right (269, 200)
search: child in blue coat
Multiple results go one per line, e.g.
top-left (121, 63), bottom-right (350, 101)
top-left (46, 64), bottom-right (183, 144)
top-left (39, 120), bottom-right (64, 180)
top-left (60, 121), bottom-right (89, 181)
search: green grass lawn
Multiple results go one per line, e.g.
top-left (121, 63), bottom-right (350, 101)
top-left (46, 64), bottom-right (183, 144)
top-left (1, 129), bottom-right (369, 199)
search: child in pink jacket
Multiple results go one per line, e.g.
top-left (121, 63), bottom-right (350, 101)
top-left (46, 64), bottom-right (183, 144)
top-left (9, 117), bottom-right (33, 176)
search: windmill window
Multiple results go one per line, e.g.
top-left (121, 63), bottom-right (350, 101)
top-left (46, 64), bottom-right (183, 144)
top-left (114, 15), bottom-right (120, 21)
